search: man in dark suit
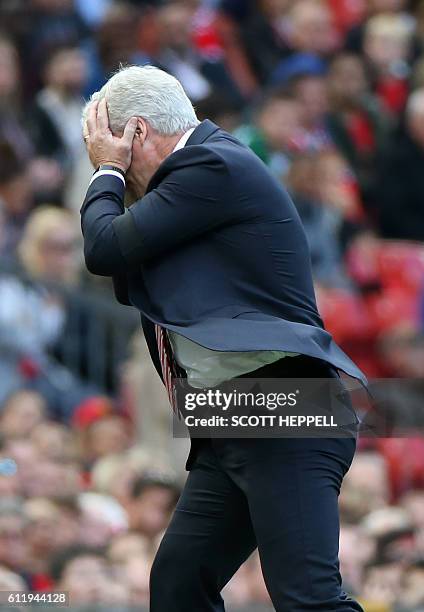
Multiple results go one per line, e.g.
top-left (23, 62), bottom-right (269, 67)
top-left (81, 65), bottom-right (364, 612)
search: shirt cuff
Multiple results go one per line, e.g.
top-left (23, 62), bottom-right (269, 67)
top-left (89, 169), bottom-right (126, 187)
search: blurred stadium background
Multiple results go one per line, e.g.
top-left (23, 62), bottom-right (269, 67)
top-left (1, 0), bottom-right (424, 610)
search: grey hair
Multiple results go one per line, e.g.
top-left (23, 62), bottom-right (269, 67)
top-left (82, 65), bottom-right (199, 135)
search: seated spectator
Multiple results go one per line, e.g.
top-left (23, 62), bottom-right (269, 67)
top-left (240, 0), bottom-right (292, 85)
top-left (0, 143), bottom-right (34, 260)
top-left (127, 472), bottom-right (180, 541)
top-left (85, 2), bottom-right (149, 95)
top-left (21, 459), bottom-right (81, 501)
top-left (0, 390), bottom-right (47, 440)
top-left (363, 13), bottom-right (415, 114)
top-left (315, 149), bottom-right (365, 228)
top-left (326, 52), bottom-right (391, 207)
top-left (339, 451), bottom-right (390, 522)
top-left (0, 206), bottom-right (89, 414)
top-left (24, 497), bottom-right (65, 586)
top-left (345, 0), bottom-right (410, 54)
top-left (30, 421), bottom-right (77, 463)
top-left (155, 2), bottom-right (242, 104)
top-left (50, 544), bottom-right (127, 605)
top-left (18, 205), bottom-right (81, 285)
top-left (27, 46), bottom-right (88, 176)
top-left (0, 36), bottom-right (33, 163)
top-left (375, 88), bottom-right (424, 240)
top-left (107, 531), bottom-right (150, 566)
top-left (0, 30), bottom-right (77, 206)
top-left (79, 413), bottom-right (133, 465)
top-left (286, 153), bottom-right (350, 287)
top-left (234, 91), bottom-right (303, 176)
top-left (286, 0), bottom-right (340, 58)
top-left (285, 61), bottom-right (333, 151)
top-left (19, 0), bottom-right (88, 98)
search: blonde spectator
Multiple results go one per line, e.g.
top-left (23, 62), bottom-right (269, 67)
top-left (18, 205), bottom-right (81, 285)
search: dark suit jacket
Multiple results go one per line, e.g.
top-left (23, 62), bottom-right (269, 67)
top-left (81, 120), bottom-right (366, 384)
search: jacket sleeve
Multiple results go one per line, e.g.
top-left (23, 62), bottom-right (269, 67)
top-left (80, 173), bottom-right (128, 276)
top-left (112, 150), bottom-right (238, 265)
top-left (80, 149), bottom-right (237, 275)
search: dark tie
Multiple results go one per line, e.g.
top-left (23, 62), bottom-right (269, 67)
top-left (154, 324), bottom-right (183, 414)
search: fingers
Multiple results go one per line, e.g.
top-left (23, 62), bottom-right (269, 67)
top-left (86, 100), bottom-right (98, 136)
top-left (97, 98), bottom-right (111, 133)
top-left (122, 117), bottom-right (138, 147)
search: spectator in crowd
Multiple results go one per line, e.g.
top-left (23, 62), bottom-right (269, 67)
top-left (0, 144), bottom-right (34, 260)
top-left (286, 152), bottom-right (350, 287)
top-left (50, 544), bottom-right (127, 605)
top-left (286, 0), bottom-right (339, 58)
top-left (289, 63), bottom-right (333, 150)
top-left (0, 206), bottom-right (89, 414)
top-left (127, 473), bottom-right (180, 541)
top-left (0, 36), bottom-right (33, 163)
top-left (363, 13), bottom-right (414, 115)
top-left (24, 497), bottom-right (65, 582)
top-left (234, 90), bottom-right (303, 176)
top-left (326, 52), bottom-right (390, 207)
top-left (240, 0), bottom-right (292, 84)
top-left (85, 2), bottom-right (149, 95)
top-left (376, 87), bottom-right (424, 240)
top-left (19, 0), bottom-right (88, 98)
top-left (345, 0), bottom-right (410, 54)
top-left (28, 46), bottom-right (88, 175)
top-left (79, 414), bottom-right (133, 465)
top-left (155, 2), bottom-right (242, 103)
top-left (0, 390), bottom-right (47, 440)
top-left (18, 205), bottom-right (81, 285)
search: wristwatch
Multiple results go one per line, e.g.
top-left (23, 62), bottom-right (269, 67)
top-left (96, 164), bottom-right (126, 177)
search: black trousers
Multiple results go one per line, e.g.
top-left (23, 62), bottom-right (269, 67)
top-left (150, 356), bottom-right (364, 612)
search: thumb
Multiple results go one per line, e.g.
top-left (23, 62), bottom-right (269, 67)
top-left (122, 117), bottom-right (138, 146)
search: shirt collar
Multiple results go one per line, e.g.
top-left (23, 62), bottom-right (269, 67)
top-left (172, 127), bottom-right (196, 153)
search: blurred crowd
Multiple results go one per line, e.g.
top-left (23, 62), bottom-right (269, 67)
top-left (1, 0), bottom-right (424, 610)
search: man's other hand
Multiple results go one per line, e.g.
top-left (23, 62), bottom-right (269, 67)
top-left (85, 99), bottom-right (138, 173)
